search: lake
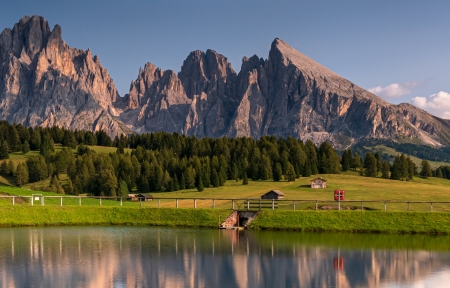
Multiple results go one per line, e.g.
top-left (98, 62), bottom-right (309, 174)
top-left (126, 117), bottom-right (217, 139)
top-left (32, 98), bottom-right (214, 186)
top-left (0, 226), bottom-right (449, 287)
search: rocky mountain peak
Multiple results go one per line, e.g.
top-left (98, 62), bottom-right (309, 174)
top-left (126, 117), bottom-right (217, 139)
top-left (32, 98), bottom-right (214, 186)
top-left (0, 15), bottom-right (128, 137)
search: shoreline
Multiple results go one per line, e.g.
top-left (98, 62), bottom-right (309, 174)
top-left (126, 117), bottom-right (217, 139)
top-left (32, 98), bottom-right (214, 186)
top-left (1, 206), bottom-right (450, 234)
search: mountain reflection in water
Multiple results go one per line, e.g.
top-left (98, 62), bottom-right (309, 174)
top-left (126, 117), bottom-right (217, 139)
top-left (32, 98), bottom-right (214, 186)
top-left (0, 227), bottom-right (449, 288)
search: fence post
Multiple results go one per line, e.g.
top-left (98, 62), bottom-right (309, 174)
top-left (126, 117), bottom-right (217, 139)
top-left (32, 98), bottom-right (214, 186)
top-left (60, 197), bottom-right (63, 206)
top-left (272, 199), bottom-right (274, 210)
top-left (361, 201), bottom-right (363, 211)
top-left (120, 197), bottom-right (123, 207)
top-left (41, 196), bottom-right (45, 206)
top-left (408, 202), bottom-right (410, 212)
top-left (430, 203), bottom-right (433, 212)
top-left (12, 197), bottom-right (15, 206)
top-left (384, 201), bottom-right (386, 211)
top-left (315, 200), bottom-right (318, 211)
top-left (338, 199), bottom-right (340, 211)
top-left (100, 198), bottom-right (102, 206)
top-left (176, 199), bottom-right (178, 208)
top-left (247, 200), bottom-right (249, 211)
top-left (79, 197), bottom-right (81, 206)
top-left (259, 198), bottom-right (261, 210)
top-left (158, 199), bottom-right (160, 208)
top-left (194, 199), bottom-right (197, 209)
top-left (212, 199), bottom-right (215, 209)
top-left (31, 196), bottom-right (33, 206)
top-left (293, 201), bottom-right (296, 211)
top-left (140, 199), bottom-right (142, 207)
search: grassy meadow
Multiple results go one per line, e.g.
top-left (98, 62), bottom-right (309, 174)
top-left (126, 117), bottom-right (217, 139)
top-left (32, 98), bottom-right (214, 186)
top-left (1, 147), bottom-right (450, 212)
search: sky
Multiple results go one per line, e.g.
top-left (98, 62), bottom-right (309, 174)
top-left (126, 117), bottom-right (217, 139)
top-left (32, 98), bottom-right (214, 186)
top-left (1, 0), bottom-right (450, 119)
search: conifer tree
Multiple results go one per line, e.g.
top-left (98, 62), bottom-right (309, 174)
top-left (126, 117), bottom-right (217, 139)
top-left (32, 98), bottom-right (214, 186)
top-left (242, 172), bottom-right (248, 185)
top-left (341, 149), bottom-right (352, 172)
top-left (14, 163), bottom-right (28, 187)
top-left (7, 160), bottom-right (14, 177)
top-left (173, 174), bottom-right (179, 191)
top-left (273, 162), bottom-right (282, 181)
top-left (286, 163), bottom-right (296, 182)
top-left (364, 152), bottom-right (377, 177)
top-left (381, 161), bottom-right (390, 179)
top-left (196, 170), bottom-right (204, 192)
top-left (0, 161), bottom-right (9, 175)
top-left (302, 159), bottom-right (312, 177)
top-left (420, 159), bottom-right (432, 178)
top-left (0, 141), bottom-right (9, 160)
top-left (22, 141), bottom-right (30, 154)
top-left (180, 173), bottom-right (186, 190)
top-left (211, 169), bottom-right (220, 187)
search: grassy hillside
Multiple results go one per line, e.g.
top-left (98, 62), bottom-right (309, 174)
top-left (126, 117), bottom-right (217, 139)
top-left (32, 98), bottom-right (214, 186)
top-left (364, 144), bottom-right (449, 168)
top-left (1, 146), bottom-right (450, 212)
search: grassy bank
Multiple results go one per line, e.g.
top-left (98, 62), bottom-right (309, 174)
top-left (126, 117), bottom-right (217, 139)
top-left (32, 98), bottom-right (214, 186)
top-left (250, 210), bottom-right (450, 234)
top-left (0, 206), bottom-right (230, 228)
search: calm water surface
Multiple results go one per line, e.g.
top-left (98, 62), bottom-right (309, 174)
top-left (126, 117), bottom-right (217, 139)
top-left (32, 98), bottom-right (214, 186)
top-left (0, 226), bottom-right (450, 287)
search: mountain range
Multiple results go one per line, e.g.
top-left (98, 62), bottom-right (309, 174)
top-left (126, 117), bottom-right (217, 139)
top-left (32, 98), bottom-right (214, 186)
top-left (1, 15), bottom-right (450, 148)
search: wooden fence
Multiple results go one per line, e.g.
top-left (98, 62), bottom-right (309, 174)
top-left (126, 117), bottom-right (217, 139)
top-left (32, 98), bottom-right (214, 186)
top-left (1, 196), bottom-right (450, 212)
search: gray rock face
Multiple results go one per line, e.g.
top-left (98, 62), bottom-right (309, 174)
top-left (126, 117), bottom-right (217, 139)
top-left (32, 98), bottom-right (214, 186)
top-left (2, 16), bottom-right (450, 147)
top-left (0, 15), bottom-right (128, 137)
top-left (119, 38), bottom-right (450, 148)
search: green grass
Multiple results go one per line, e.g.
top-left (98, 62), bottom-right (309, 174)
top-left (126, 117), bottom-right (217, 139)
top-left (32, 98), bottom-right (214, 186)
top-left (0, 206), bottom-right (230, 228)
top-left (2, 172), bottom-right (450, 211)
top-left (250, 210), bottom-right (450, 234)
top-left (139, 172), bottom-right (450, 211)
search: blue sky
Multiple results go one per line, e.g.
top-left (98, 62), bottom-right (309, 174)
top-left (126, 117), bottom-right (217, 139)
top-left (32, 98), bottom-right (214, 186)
top-left (1, 0), bottom-right (450, 118)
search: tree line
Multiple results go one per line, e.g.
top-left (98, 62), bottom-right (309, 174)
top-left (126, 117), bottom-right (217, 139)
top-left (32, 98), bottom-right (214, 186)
top-left (0, 121), bottom-right (448, 195)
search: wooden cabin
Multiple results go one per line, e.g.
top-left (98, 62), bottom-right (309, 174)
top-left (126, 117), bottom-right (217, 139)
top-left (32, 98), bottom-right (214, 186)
top-left (137, 193), bottom-right (153, 201)
top-left (261, 190), bottom-right (285, 200)
top-left (310, 177), bottom-right (327, 189)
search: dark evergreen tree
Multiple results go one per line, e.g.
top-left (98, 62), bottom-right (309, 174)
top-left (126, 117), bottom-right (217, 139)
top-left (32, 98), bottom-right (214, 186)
top-left (7, 160), bottom-right (14, 177)
top-left (420, 159), bottom-right (432, 178)
top-left (286, 163), bottom-right (296, 182)
top-left (211, 168), bottom-right (220, 187)
top-left (341, 149), bottom-right (352, 172)
top-left (180, 173), bottom-right (186, 190)
top-left (364, 152), bottom-right (377, 177)
top-left (14, 163), bottom-right (28, 187)
top-left (381, 161), bottom-right (390, 179)
top-left (196, 169), bottom-right (204, 192)
top-left (0, 141), bottom-right (9, 160)
top-left (302, 159), bottom-right (312, 177)
top-left (273, 162), bottom-right (282, 181)
top-left (318, 142), bottom-right (340, 174)
top-left (7, 126), bottom-right (21, 152)
top-left (173, 173), bottom-right (179, 191)
top-left (22, 140), bottom-right (30, 154)
top-left (374, 152), bottom-right (382, 173)
top-left (118, 180), bottom-right (129, 197)
top-left (351, 152), bottom-right (362, 171)
top-left (242, 172), bottom-right (248, 185)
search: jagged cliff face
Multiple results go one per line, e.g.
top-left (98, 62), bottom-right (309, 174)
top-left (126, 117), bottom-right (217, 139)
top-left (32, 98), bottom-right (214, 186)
top-left (0, 15), bottom-right (128, 137)
top-left (2, 16), bottom-right (450, 147)
top-left (118, 38), bottom-right (450, 148)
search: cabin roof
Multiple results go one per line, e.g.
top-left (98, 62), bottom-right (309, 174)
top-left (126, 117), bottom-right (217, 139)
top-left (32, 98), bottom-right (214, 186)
top-left (310, 178), bottom-right (327, 182)
top-left (264, 190), bottom-right (284, 196)
top-left (137, 193), bottom-right (153, 198)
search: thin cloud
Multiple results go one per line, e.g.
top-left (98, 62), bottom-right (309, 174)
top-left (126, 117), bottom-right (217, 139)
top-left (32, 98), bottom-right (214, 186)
top-left (411, 91), bottom-right (450, 119)
top-left (368, 82), bottom-right (418, 99)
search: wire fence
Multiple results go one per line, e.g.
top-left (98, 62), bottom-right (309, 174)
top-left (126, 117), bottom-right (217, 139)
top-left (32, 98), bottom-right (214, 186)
top-left (1, 195), bottom-right (450, 212)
